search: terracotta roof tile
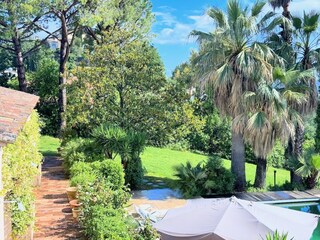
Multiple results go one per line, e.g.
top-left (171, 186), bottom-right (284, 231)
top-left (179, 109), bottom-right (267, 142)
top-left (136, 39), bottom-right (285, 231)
top-left (0, 87), bottom-right (39, 144)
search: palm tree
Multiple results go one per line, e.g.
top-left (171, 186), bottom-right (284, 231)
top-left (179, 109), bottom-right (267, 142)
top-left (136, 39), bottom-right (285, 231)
top-left (269, 0), bottom-right (292, 43)
top-left (287, 13), bottom-right (319, 183)
top-left (192, 0), bottom-right (282, 191)
top-left (246, 68), bottom-right (312, 188)
top-left (268, 12), bottom-right (319, 185)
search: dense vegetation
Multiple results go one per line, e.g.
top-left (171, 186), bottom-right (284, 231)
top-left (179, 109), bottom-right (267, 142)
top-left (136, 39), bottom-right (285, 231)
top-left (2, 111), bottom-right (42, 237)
top-left (2, 0), bottom-right (320, 237)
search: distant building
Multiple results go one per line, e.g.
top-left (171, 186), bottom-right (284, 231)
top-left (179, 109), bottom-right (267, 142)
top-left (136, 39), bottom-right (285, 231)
top-left (46, 38), bottom-right (60, 50)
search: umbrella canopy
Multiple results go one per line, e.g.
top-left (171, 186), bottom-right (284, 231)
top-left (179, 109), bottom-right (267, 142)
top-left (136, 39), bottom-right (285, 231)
top-left (153, 197), bottom-right (319, 240)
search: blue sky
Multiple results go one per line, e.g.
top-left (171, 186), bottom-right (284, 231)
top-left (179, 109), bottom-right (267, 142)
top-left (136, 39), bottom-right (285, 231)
top-left (150, 0), bottom-right (320, 76)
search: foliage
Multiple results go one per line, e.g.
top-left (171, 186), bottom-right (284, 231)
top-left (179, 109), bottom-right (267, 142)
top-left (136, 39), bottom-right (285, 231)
top-left (60, 138), bottom-right (103, 173)
top-left (188, 101), bottom-right (231, 158)
top-left (204, 156), bottom-right (235, 194)
top-left (174, 156), bottom-right (235, 197)
top-left (80, 205), bottom-right (133, 240)
top-left (91, 125), bottom-right (146, 189)
top-left (66, 35), bottom-right (189, 146)
top-left (92, 124), bottom-right (127, 159)
top-left (174, 161), bottom-right (206, 197)
top-left (70, 160), bottom-right (125, 190)
top-left (29, 57), bottom-right (59, 136)
top-left (264, 230), bottom-right (292, 240)
top-left (2, 111), bottom-right (42, 236)
top-left (136, 220), bottom-right (160, 240)
top-left (267, 141), bottom-right (286, 168)
top-left (315, 102), bottom-right (320, 152)
top-left (73, 159), bottom-right (133, 239)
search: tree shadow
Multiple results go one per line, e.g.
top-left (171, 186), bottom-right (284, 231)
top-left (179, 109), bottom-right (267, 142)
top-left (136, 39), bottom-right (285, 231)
top-left (141, 176), bottom-right (178, 190)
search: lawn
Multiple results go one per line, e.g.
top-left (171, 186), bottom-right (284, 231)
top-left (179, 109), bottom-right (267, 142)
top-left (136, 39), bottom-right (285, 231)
top-left (39, 135), bottom-right (60, 156)
top-left (39, 136), bottom-right (290, 188)
top-left (141, 147), bottom-right (290, 189)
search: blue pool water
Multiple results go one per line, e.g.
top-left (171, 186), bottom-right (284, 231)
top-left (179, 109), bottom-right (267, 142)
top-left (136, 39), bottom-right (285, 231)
top-left (276, 202), bottom-right (320, 240)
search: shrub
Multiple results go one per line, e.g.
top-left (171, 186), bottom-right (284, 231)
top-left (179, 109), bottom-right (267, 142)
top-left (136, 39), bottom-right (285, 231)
top-left (81, 206), bottom-right (133, 240)
top-left (204, 156), bottom-right (234, 194)
top-left (78, 179), bottom-right (130, 210)
top-left (125, 157), bottom-right (144, 190)
top-left (29, 58), bottom-right (59, 136)
top-left (174, 156), bottom-right (235, 197)
top-left (2, 111), bottom-right (42, 237)
top-left (61, 138), bottom-right (103, 173)
top-left (174, 161), bottom-right (207, 198)
top-left (264, 231), bottom-right (292, 240)
top-left (96, 160), bottom-right (125, 190)
top-left (267, 141), bottom-right (286, 168)
top-left (70, 160), bottom-right (125, 190)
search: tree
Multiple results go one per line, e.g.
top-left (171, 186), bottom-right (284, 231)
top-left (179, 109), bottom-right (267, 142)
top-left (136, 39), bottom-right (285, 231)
top-left (246, 68), bottom-right (311, 188)
top-left (0, 0), bottom-right (56, 91)
top-left (191, 0), bottom-right (281, 191)
top-left (66, 35), bottom-right (187, 145)
top-left (29, 56), bottom-right (60, 135)
top-left (284, 13), bottom-right (319, 184)
top-left (48, 0), bottom-right (153, 133)
top-left (84, 0), bottom-right (153, 46)
top-left (269, 0), bottom-right (292, 43)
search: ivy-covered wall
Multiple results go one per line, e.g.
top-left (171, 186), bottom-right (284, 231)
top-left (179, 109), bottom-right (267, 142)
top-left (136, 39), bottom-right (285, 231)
top-left (2, 111), bottom-right (42, 237)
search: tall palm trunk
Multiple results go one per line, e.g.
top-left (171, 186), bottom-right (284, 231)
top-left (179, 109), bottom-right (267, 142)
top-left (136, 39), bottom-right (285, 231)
top-left (280, 2), bottom-right (292, 43)
top-left (254, 157), bottom-right (267, 188)
top-left (231, 129), bottom-right (246, 192)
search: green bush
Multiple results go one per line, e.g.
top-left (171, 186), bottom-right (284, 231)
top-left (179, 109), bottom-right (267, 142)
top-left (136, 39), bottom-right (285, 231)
top-left (174, 156), bottom-right (235, 197)
top-left (267, 141), bottom-right (286, 168)
top-left (125, 157), bottom-right (144, 190)
top-left (29, 58), bottom-right (60, 136)
top-left (2, 111), bottom-right (42, 237)
top-left (61, 138), bottom-right (103, 173)
top-left (81, 206), bottom-right (133, 240)
top-left (70, 160), bottom-right (125, 190)
top-left (91, 126), bottom-right (146, 190)
top-left (95, 160), bottom-right (125, 190)
top-left (204, 156), bottom-right (235, 194)
top-left (174, 161), bottom-right (207, 198)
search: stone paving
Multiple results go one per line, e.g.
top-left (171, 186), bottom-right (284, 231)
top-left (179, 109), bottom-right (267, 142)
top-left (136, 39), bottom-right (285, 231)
top-left (34, 156), bottom-right (82, 240)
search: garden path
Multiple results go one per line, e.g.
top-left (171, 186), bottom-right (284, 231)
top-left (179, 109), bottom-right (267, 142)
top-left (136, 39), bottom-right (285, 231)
top-left (34, 156), bottom-right (82, 240)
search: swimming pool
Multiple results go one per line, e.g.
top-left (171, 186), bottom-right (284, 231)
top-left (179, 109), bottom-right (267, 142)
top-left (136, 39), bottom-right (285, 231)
top-left (275, 201), bottom-right (320, 240)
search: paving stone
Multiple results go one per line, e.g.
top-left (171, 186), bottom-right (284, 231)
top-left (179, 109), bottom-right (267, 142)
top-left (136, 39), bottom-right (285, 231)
top-left (34, 156), bottom-right (83, 239)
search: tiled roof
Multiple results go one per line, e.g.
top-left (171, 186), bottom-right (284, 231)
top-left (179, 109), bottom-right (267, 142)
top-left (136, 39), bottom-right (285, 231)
top-left (0, 87), bottom-right (39, 144)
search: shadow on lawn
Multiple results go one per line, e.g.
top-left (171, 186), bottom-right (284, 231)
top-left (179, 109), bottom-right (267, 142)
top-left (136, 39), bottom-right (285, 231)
top-left (141, 176), bottom-right (178, 190)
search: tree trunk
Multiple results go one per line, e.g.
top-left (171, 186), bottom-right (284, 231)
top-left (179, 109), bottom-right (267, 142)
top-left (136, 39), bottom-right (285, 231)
top-left (12, 36), bottom-right (27, 92)
top-left (254, 157), bottom-right (267, 188)
top-left (294, 125), bottom-right (304, 157)
top-left (58, 38), bottom-right (67, 133)
top-left (281, 3), bottom-right (292, 43)
top-left (291, 125), bottom-right (304, 185)
top-left (58, 14), bottom-right (69, 134)
top-left (231, 130), bottom-right (246, 192)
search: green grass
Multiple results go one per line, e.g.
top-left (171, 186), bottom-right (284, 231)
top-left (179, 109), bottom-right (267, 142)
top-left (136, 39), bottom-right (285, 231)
top-left (39, 136), bottom-right (60, 156)
top-left (141, 147), bottom-right (290, 189)
top-left (39, 136), bottom-right (290, 189)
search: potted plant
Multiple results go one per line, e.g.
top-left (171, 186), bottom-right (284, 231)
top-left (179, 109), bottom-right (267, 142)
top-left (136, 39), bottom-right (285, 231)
top-left (69, 199), bottom-right (81, 209)
top-left (66, 187), bottom-right (77, 201)
top-left (72, 207), bottom-right (81, 221)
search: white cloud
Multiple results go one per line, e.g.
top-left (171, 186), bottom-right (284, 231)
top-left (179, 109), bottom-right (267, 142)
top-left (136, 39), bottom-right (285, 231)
top-left (262, 0), bottom-right (320, 15)
top-left (153, 10), bottom-right (214, 45)
top-left (153, 0), bottom-right (320, 45)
